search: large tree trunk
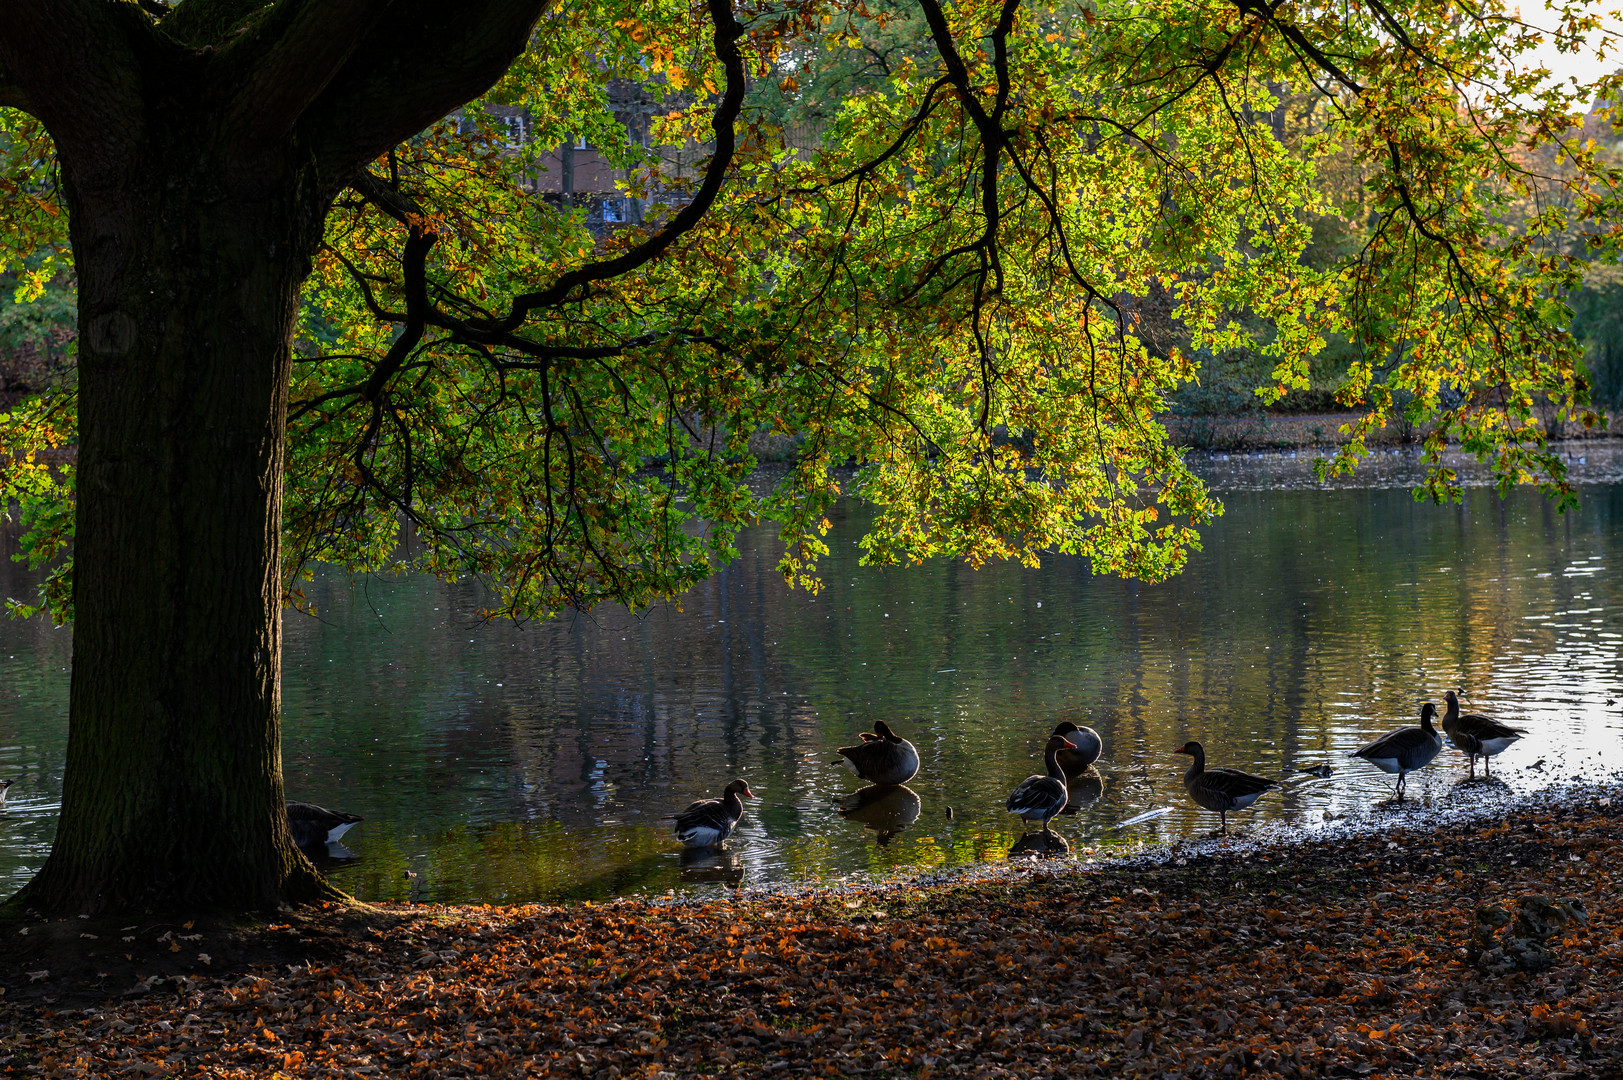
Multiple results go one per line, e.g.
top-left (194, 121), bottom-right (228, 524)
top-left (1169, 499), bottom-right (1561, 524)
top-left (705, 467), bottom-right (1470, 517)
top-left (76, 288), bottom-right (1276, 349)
top-left (0, 0), bottom-right (546, 916)
top-left (17, 131), bottom-right (333, 913)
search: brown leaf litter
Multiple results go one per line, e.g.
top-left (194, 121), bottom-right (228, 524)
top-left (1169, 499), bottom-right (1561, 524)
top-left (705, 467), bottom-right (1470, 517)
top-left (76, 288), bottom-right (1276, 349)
top-left (2, 794), bottom-right (1620, 1078)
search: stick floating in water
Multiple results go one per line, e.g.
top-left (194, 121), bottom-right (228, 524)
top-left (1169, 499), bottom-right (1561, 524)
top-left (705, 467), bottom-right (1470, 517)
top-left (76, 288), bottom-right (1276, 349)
top-left (1116, 807), bottom-right (1173, 828)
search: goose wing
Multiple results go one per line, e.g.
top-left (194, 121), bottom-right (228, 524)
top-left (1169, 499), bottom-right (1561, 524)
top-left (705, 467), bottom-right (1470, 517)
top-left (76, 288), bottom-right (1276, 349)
top-left (1188, 768), bottom-right (1274, 811)
top-left (1456, 713), bottom-right (1527, 742)
top-left (674, 797), bottom-right (736, 833)
top-left (1006, 774), bottom-right (1067, 816)
top-left (1353, 726), bottom-right (1430, 760)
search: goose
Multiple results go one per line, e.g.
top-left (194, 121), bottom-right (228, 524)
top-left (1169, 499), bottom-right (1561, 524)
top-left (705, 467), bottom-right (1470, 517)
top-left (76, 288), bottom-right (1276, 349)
top-left (673, 778), bottom-right (754, 848)
top-left (1173, 741), bottom-right (1276, 834)
top-left (0, 778), bottom-right (13, 806)
top-left (1006, 735), bottom-right (1076, 832)
top-left (1051, 721), bottom-right (1103, 773)
top-left (1442, 691), bottom-right (1526, 778)
top-left (1350, 702), bottom-right (1443, 797)
top-left (834, 721), bottom-right (920, 785)
top-left (285, 801), bottom-right (363, 848)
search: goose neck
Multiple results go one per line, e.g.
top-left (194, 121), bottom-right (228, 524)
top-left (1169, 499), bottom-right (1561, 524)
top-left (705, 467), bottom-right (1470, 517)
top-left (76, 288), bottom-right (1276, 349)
top-left (1044, 745), bottom-right (1069, 783)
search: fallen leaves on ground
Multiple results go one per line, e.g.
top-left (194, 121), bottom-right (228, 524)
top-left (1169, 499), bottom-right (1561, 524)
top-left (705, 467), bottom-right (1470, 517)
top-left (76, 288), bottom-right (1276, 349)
top-left (3, 796), bottom-right (1621, 1078)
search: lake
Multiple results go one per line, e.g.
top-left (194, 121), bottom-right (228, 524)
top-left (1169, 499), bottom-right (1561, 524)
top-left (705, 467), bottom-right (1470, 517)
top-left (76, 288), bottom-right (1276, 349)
top-left (3, 444), bottom-right (1622, 903)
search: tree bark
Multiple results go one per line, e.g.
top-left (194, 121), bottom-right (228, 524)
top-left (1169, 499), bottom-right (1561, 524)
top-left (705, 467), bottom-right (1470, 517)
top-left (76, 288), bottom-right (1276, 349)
top-left (18, 122), bottom-right (334, 913)
top-left (0, 0), bottom-right (547, 914)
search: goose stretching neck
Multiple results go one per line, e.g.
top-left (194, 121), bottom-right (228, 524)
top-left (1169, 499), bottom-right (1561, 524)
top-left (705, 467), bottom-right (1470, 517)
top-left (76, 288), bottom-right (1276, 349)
top-left (1173, 741), bottom-right (1275, 835)
top-left (834, 721), bottom-right (920, 786)
top-left (1351, 702), bottom-right (1444, 798)
top-left (1006, 736), bottom-right (1076, 832)
top-left (1442, 691), bottom-right (1526, 778)
top-left (286, 801), bottom-right (363, 848)
top-left (673, 779), bottom-right (754, 848)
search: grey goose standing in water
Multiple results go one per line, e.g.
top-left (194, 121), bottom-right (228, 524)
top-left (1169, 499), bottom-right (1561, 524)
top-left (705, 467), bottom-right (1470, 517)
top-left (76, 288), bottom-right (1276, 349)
top-left (834, 721), bottom-right (920, 785)
top-left (1006, 735), bottom-right (1077, 832)
top-left (1051, 721), bottom-right (1102, 773)
top-left (1173, 741), bottom-right (1276, 835)
top-left (673, 779), bottom-right (754, 848)
top-left (285, 801), bottom-right (364, 848)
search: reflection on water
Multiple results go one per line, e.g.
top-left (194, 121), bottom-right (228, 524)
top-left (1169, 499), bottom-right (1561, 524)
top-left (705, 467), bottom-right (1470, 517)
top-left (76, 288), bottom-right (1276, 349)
top-left (3, 446), bottom-right (1623, 902)
top-left (838, 784), bottom-right (922, 845)
top-left (1061, 769), bottom-right (1104, 815)
top-left (1009, 831), bottom-right (1071, 858)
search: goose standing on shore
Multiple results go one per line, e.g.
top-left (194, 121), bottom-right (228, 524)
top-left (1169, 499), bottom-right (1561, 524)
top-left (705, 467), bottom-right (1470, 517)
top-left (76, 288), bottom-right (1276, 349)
top-left (834, 721), bottom-right (920, 785)
top-left (1006, 735), bottom-right (1077, 832)
top-left (285, 801), bottom-right (364, 848)
top-left (674, 779), bottom-right (754, 848)
top-left (1351, 702), bottom-right (1443, 798)
top-left (1442, 691), bottom-right (1526, 778)
top-left (1051, 722), bottom-right (1102, 774)
top-left (1173, 741), bottom-right (1276, 835)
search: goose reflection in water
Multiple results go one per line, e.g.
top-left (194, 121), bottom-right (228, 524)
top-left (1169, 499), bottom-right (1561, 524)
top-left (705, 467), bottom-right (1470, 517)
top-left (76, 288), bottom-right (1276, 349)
top-left (1009, 831), bottom-right (1070, 858)
top-left (1059, 768), bottom-right (1104, 815)
top-left (836, 784), bottom-right (922, 846)
top-left (679, 846), bottom-right (745, 885)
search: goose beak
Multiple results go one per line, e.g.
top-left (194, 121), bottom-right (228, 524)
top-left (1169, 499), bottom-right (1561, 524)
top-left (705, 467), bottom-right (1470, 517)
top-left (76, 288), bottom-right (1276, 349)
top-left (1062, 739), bottom-right (1077, 750)
top-left (1172, 746), bottom-right (1189, 755)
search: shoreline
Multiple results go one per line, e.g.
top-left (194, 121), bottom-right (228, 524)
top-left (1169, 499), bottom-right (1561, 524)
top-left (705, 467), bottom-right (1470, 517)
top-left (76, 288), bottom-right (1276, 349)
top-left (3, 780), bottom-right (1620, 1077)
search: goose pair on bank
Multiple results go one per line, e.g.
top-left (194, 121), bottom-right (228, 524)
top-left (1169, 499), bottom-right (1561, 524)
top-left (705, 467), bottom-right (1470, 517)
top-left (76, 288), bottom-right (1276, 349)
top-left (1004, 721), bottom-right (1105, 832)
top-left (1351, 695), bottom-right (1525, 795)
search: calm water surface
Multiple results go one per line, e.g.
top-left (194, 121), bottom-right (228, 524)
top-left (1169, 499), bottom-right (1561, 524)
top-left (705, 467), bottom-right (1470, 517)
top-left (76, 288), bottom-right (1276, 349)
top-left (3, 446), bottom-right (1622, 902)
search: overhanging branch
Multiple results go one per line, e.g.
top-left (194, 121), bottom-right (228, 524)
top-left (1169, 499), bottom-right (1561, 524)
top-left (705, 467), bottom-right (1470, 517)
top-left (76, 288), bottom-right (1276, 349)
top-left (471, 0), bottom-right (748, 331)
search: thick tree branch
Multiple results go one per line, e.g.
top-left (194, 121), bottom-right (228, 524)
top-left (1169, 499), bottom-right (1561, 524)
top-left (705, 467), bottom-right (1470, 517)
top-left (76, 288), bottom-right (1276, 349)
top-left (0, 62), bottom-right (31, 113)
top-left (230, 0), bottom-right (394, 149)
top-left (303, 0), bottom-right (548, 188)
top-left (0, 1), bottom-right (163, 161)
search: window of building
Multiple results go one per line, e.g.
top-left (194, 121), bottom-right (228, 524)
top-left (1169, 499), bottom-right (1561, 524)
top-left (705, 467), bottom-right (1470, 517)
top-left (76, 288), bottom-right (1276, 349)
top-left (602, 199), bottom-right (625, 223)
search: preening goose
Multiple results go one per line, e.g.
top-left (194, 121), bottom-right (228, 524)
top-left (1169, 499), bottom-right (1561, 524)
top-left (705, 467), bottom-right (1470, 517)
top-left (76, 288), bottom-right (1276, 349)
top-left (1442, 691), bottom-right (1526, 778)
top-left (834, 721), bottom-right (920, 786)
top-left (1173, 741), bottom-right (1276, 835)
top-left (285, 801), bottom-right (364, 848)
top-left (1051, 722), bottom-right (1103, 773)
top-left (673, 778), bottom-right (754, 848)
top-left (1351, 702), bottom-right (1444, 798)
top-left (1006, 735), bottom-right (1076, 832)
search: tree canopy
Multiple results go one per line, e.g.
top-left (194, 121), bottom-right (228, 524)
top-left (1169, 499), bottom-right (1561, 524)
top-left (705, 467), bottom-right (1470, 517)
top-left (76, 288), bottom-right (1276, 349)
top-left (3, 0), bottom-right (1617, 622)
